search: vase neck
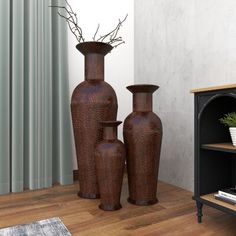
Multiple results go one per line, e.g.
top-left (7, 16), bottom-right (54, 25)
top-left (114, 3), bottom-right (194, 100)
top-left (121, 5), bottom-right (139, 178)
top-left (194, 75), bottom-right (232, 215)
top-left (85, 53), bottom-right (104, 81)
top-left (133, 93), bottom-right (153, 112)
top-left (101, 121), bottom-right (122, 141)
top-left (103, 126), bottom-right (117, 140)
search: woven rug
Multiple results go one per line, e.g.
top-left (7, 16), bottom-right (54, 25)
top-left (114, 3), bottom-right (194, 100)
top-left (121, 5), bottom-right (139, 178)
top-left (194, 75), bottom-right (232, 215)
top-left (0, 217), bottom-right (71, 236)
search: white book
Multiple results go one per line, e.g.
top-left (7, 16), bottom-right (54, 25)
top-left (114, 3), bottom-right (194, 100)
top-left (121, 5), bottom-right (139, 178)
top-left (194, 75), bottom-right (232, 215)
top-left (214, 194), bottom-right (236, 205)
top-left (218, 190), bottom-right (236, 201)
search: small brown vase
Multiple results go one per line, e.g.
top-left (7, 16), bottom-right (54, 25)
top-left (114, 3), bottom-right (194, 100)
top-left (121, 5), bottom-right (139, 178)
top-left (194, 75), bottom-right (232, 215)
top-left (123, 84), bottom-right (163, 205)
top-left (71, 42), bottom-right (118, 199)
top-left (95, 121), bottom-right (125, 211)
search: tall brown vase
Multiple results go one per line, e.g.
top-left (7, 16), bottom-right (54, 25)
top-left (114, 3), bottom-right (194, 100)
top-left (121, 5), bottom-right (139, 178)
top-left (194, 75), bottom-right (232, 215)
top-left (71, 42), bottom-right (118, 199)
top-left (123, 84), bottom-right (162, 205)
top-left (95, 121), bottom-right (125, 211)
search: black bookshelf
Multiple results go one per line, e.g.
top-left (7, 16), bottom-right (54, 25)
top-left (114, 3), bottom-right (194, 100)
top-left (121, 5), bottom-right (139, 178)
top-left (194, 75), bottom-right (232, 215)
top-left (191, 84), bottom-right (236, 223)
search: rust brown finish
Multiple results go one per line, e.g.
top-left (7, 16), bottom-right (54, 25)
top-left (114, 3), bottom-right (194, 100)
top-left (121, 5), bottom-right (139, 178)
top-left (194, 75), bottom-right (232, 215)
top-left (95, 121), bottom-right (125, 211)
top-left (71, 42), bottom-right (118, 199)
top-left (123, 84), bottom-right (163, 205)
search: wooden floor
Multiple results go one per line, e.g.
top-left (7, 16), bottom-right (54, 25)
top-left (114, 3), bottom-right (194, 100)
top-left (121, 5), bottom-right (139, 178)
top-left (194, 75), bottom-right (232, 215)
top-left (0, 178), bottom-right (235, 236)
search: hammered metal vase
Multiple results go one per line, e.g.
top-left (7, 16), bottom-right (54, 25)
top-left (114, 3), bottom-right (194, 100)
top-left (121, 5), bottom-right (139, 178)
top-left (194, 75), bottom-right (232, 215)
top-left (95, 121), bottom-right (125, 211)
top-left (123, 84), bottom-right (162, 205)
top-left (71, 42), bottom-right (118, 199)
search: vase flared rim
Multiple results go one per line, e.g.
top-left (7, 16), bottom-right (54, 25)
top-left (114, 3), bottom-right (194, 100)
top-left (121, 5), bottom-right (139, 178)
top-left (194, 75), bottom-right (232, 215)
top-left (76, 41), bottom-right (113, 56)
top-left (126, 84), bottom-right (159, 94)
top-left (100, 121), bottom-right (122, 127)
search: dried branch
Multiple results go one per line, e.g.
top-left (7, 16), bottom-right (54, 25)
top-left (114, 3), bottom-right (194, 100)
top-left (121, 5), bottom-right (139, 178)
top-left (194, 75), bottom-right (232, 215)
top-left (96, 14), bottom-right (128, 47)
top-left (93, 24), bottom-right (100, 41)
top-left (49, 0), bottom-right (127, 48)
top-left (64, 0), bottom-right (74, 14)
top-left (49, 1), bottom-right (85, 43)
top-left (113, 41), bottom-right (125, 48)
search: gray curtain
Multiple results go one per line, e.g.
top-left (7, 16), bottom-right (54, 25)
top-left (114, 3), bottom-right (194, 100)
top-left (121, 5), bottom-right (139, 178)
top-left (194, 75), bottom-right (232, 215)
top-left (0, 0), bottom-right (73, 194)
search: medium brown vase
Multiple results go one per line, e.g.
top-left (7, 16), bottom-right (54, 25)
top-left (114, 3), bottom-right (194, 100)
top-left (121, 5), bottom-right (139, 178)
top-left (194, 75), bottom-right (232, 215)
top-left (95, 121), bottom-right (125, 211)
top-left (123, 84), bottom-right (162, 205)
top-left (71, 42), bottom-right (118, 199)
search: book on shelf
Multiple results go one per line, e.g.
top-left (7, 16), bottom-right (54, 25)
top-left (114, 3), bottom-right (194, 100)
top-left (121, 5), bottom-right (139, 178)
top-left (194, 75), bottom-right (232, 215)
top-left (218, 188), bottom-right (236, 201)
top-left (214, 194), bottom-right (236, 205)
top-left (220, 188), bottom-right (236, 196)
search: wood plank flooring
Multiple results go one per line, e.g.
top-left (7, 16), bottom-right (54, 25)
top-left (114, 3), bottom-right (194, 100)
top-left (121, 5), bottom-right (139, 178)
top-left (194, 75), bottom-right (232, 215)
top-left (0, 178), bottom-right (235, 235)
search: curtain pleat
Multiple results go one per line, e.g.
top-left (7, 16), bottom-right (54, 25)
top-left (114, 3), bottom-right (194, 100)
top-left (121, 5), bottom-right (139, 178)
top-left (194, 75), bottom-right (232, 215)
top-left (51, 0), bottom-right (73, 185)
top-left (28, 0), bottom-right (38, 189)
top-left (0, 0), bottom-right (10, 194)
top-left (0, 0), bottom-right (73, 194)
top-left (23, 0), bottom-right (30, 189)
top-left (43, 0), bottom-right (53, 188)
top-left (11, 0), bottom-right (24, 192)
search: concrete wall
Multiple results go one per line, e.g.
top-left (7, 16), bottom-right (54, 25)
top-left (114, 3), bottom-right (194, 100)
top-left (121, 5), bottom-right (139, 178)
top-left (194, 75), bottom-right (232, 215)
top-left (135, 0), bottom-right (236, 191)
top-left (68, 0), bottom-right (134, 168)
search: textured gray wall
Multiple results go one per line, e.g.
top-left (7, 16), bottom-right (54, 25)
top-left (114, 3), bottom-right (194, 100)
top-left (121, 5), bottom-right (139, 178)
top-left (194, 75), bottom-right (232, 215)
top-left (134, 0), bottom-right (236, 191)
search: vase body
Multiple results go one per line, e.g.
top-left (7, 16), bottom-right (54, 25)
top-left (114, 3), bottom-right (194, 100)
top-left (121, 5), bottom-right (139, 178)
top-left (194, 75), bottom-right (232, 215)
top-left (95, 121), bottom-right (125, 211)
top-left (71, 42), bottom-right (118, 199)
top-left (123, 84), bottom-right (162, 205)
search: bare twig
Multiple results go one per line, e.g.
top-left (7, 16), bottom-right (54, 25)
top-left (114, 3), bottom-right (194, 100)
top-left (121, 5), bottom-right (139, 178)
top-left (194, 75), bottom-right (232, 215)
top-left (93, 24), bottom-right (100, 41)
top-left (57, 11), bottom-right (83, 42)
top-left (49, 1), bottom-right (85, 42)
top-left (113, 41), bottom-right (125, 48)
top-left (49, 0), bottom-right (127, 48)
top-left (96, 14), bottom-right (128, 47)
top-left (64, 0), bottom-right (74, 14)
top-left (64, 0), bottom-right (83, 38)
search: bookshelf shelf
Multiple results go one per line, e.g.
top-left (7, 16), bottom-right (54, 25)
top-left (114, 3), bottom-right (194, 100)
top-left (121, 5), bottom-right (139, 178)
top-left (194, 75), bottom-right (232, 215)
top-left (201, 193), bottom-right (236, 212)
top-left (201, 143), bottom-right (236, 154)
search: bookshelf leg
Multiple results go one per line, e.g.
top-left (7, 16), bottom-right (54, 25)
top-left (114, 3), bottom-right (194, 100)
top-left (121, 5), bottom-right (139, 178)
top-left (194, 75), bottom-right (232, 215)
top-left (196, 201), bottom-right (203, 223)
